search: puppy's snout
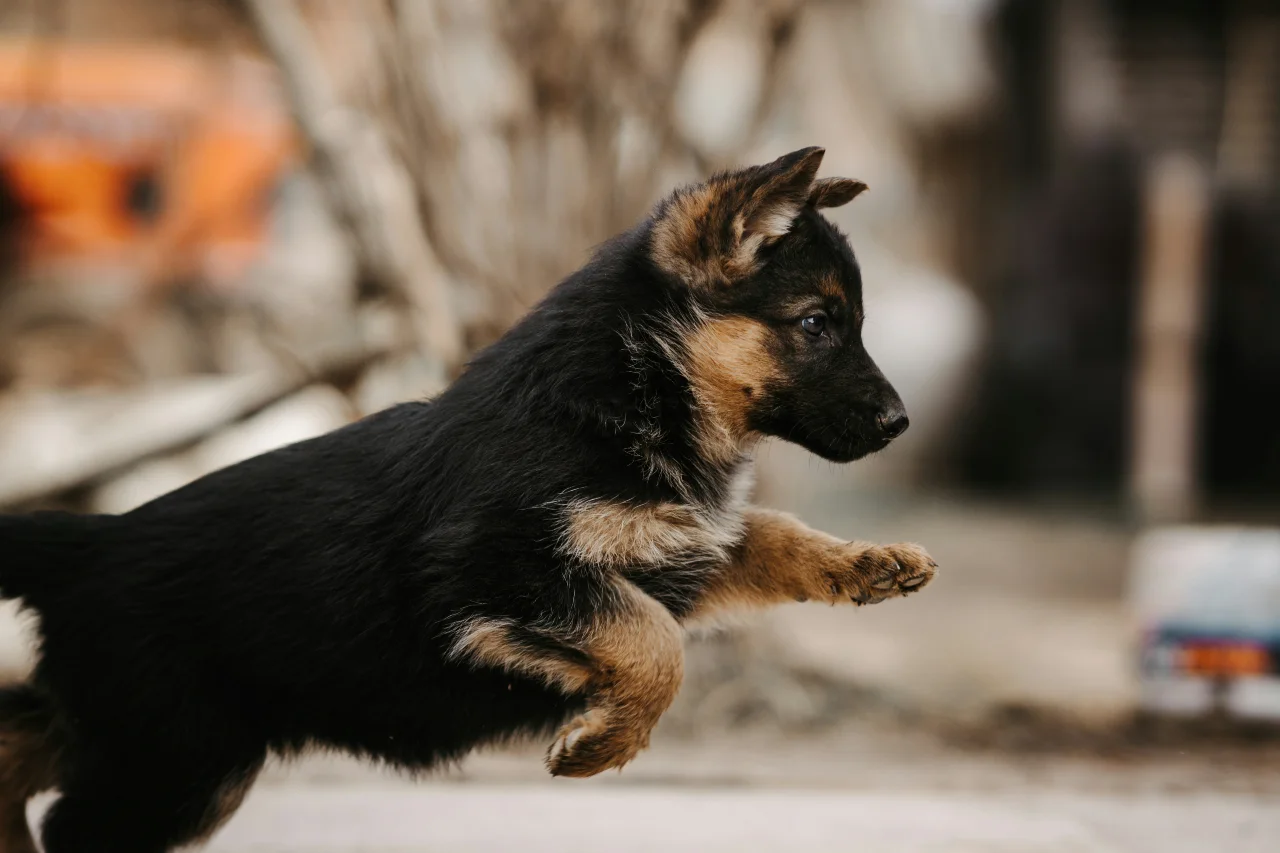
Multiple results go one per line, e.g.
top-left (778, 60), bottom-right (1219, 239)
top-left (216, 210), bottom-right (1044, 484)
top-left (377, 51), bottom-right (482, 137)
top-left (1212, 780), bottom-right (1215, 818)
top-left (876, 407), bottom-right (909, 440)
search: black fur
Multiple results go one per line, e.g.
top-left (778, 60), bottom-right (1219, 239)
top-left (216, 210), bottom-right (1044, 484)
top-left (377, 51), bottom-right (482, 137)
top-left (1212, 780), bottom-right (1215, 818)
top-left (0, 148), bottom-right (907, 851)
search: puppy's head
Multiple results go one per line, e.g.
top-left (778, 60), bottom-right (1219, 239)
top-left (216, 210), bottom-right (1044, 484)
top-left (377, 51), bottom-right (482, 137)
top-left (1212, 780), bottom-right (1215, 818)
top-left (650, 147), bottom-right (906, 464)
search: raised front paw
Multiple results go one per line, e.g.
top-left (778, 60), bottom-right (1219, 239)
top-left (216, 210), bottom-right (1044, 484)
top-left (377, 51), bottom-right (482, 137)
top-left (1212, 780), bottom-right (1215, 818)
top-left (546, 708), bottom-right (648, 778)
top-left (826, 542), bottom-right (936, 606)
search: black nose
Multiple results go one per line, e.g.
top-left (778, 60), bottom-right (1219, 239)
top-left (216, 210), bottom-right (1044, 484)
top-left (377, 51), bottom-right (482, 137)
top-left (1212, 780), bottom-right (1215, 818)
top-left (877, 409), bottom-right (909, 440)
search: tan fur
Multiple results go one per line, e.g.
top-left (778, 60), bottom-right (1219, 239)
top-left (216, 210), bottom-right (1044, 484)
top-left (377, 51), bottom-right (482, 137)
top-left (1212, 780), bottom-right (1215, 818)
top-left (650, 149), bottom-right (826, 289)
top-left (819, 273), bottom-right (846, 302)
top-left (0, 810), bottom-right (34, 853)
top-left (808, 177), bottom-right (868, 209)
top-left (649, 182), bottom-right (709, 285)
top-left (455, 471), bottom-right (759, 778)
top-left (0, 711), bottom-right (61, 853)
top-left (448, 580), bottom-right (685, 778)
top-left (560, 497), bottom-right (743, 568)
top-left (546, 580), bottom-right (683, 777)
top-left (648, 185), bottom-right (793, 288)
top-left (650, 176), bottom-right (761, 289)
top-left (447, 618), bottom-right (595, 694)
top-left (681, 316), bottom-right (777, 465)
top-left (459, 499), bottom-right (930, 779)
top-left (687, 508), bottom-right (937, 623)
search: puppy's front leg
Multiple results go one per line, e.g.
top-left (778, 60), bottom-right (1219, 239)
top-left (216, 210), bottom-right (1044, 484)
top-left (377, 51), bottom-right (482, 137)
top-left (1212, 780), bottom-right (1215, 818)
top-left (689, 508), bottom-right (936, 621)
top-left (449, 581), bottom-right (684, 778)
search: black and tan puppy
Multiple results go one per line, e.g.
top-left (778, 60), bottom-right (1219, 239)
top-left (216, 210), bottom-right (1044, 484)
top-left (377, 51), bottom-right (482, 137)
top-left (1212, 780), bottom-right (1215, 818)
top-left (0, 147), bottom-right (934, 852)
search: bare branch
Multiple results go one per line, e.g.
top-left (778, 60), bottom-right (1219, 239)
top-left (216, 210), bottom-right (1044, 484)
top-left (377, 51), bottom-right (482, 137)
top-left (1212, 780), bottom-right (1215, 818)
top-left (242, 0), bottom-right (462, 369)
top-left (0, 341), bottom-right (391, 509)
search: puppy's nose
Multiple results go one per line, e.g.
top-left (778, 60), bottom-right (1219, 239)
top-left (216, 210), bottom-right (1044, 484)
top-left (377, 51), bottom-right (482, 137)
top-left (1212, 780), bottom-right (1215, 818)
top-left (877, 409), bottom-right (910, 440)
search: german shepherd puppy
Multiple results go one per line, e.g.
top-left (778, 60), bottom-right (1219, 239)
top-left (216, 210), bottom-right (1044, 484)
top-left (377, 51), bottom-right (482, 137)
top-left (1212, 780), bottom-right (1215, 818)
top-left (0, 147), bottom-right (934, 852)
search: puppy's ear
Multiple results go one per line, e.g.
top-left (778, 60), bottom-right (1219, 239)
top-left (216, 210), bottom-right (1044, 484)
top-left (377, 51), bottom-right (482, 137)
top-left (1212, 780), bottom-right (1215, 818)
top-left (651, 147), bottom-right (826, 288)
top-left (740, 146), bottom-right (827, 240)
top-left (808, 178), bottom-right (868, 210)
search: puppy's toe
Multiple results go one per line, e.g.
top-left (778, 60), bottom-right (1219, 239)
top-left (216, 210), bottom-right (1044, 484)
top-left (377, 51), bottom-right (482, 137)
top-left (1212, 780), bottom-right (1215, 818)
top-left (833, 543), bottom-right (937, 605)
top-left (546, 709), bottom-right (643, 778)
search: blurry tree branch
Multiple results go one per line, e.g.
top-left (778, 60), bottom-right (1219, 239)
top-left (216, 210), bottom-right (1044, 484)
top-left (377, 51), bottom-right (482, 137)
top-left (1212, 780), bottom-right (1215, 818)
top-left (243, 0), bottom-right (463, 370)
top-left (238, 0), bottom-right (804, 346)
top-left (0, 0), bottom-right (812, 509)
top-left (0, 339), bottom-right (390, 509)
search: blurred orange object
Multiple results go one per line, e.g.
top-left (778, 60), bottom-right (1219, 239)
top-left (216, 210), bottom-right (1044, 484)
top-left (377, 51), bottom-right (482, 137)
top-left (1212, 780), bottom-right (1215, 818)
top-left (1178, 642), bottom-right (1271, 678)
top-left (0, 40), bottom-right (298, 289)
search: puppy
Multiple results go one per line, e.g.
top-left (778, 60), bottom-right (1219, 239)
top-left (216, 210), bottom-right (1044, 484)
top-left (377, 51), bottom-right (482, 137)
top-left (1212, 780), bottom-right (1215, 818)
top-left (0, 147), bottom-right (935, 852)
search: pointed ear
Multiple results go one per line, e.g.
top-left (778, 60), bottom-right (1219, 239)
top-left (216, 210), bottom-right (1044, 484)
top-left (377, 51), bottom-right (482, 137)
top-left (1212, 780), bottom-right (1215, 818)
top-left (650, 147), bottom-right (827, 288)
top-left (808, 178), bottom-right (868, 210)
top-left (741, 146), bottom-right (826, 239)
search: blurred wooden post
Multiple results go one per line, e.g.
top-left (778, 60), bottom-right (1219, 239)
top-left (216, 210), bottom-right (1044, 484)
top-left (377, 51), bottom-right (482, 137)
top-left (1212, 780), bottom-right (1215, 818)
top-left (243, 0), bottom-right (462, 370)
top-left (1129, 153), bottom-right (1209, 523)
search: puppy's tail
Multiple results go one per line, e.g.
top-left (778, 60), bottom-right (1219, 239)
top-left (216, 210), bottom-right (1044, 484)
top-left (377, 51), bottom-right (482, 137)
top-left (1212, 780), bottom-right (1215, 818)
top-left (0, 511), bottom-right (110, 606)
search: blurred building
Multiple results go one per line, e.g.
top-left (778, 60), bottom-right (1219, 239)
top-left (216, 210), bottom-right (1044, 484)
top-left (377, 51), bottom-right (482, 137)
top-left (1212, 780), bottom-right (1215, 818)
top-left (954, 0), bottom-right (1280, 510)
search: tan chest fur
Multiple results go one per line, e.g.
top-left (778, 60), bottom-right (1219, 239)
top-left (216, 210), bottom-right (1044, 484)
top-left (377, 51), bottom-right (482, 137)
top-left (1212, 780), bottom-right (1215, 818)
top-left (558, 466), bottom-right (754, 569)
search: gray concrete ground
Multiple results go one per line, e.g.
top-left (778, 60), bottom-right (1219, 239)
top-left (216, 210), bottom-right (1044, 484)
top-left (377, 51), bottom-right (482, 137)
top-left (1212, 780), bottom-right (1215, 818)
top-left (198, 785), bottom-right (1278, 853)
top-left (19, 729), bottom-right (1277, 852)
top-left (184, 727), bottom-right (1280, 852)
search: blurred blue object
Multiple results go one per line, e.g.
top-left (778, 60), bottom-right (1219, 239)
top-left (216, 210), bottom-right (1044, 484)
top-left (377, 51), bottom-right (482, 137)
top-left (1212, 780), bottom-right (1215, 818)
top-left (1131, 527), bottom-right (1280, 720)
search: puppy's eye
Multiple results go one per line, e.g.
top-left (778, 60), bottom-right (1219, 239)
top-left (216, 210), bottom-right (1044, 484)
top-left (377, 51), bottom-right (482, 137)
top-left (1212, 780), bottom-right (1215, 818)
top-left (800, 314), bottom-right (827, 337)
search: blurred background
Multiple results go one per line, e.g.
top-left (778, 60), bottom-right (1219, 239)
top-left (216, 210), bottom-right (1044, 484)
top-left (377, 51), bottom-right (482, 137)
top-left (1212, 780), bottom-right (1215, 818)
top-left (1, 0), bottom-right (1278, 850)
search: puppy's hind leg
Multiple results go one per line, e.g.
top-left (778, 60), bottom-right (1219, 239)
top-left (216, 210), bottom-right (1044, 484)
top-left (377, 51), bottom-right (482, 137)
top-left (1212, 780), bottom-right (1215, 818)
top-left (0, 685), bottom-right (63, 853)
top-left (39, 739), bottom-right (264, 853)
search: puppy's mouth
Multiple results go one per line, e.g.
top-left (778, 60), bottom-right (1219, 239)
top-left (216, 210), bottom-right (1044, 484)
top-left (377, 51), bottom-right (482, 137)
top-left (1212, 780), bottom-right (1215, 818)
top-left (863, 435), bottom-right (894, 454)
top-left (838, 436), bottom-right (892, 462)
top-left (808, 430), bottom-right (892, 464)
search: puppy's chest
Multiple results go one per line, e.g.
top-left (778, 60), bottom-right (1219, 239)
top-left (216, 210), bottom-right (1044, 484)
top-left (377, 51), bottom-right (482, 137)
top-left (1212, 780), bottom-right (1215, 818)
top-left (559, 469), bottom-right (753, 570)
